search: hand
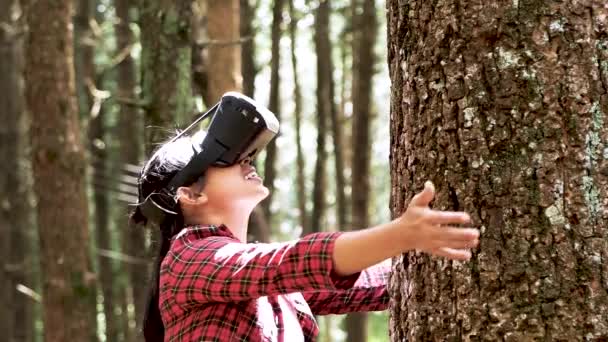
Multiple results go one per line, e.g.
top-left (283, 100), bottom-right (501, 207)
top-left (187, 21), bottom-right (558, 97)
top-left (397, 181), bottom-right (479, 260)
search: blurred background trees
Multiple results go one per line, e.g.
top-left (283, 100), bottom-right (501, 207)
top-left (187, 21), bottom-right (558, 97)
top-left (0, 0), bottom-right (390, 341)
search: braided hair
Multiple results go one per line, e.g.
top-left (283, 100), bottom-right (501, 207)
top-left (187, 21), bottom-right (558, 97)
top-left (130, 130), bottom-right (207, 342)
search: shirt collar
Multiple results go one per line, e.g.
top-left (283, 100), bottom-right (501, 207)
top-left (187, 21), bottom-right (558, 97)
top-left (173, 224), bottom-right (237, 241)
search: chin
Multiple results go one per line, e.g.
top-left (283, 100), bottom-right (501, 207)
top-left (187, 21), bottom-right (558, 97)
top-left (259, 185), bottom-right (270, 199)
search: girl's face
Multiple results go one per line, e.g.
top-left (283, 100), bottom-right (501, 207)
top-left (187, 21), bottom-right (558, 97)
top-left (201, 161), bottom-right (269, 206)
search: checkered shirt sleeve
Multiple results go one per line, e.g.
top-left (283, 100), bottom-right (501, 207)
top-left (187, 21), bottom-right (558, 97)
top-left (163, 231), bottom-right (360, 309)
top-left (302, 259), bottom-right (391, 315)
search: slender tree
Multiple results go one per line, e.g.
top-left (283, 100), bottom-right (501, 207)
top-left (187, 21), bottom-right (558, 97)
top-left (241, 0), bottom-right (257, 98)
top-left (261, 0), bottom-right (285, 225)
top-left (346, 0), bottom-right (377, 340)
top-left (308, 0), bottom-right (332, 235)
top-left (74, 0), bottom-right (118, 340)
top-left (288, 0), bottom-right (308, 231)
top-left (25, 0), bottom-right (97, 340)
top-left (115, 1), bottom-right (145, 338)
top-left (0, 1), bottom-right (34, 341)
top-left (388, 0), bottom-right (608, 339)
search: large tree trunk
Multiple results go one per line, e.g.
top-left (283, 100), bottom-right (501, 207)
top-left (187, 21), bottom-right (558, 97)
top-left (388, 0), bottom-right (608, 340)
top-left (206, 0), bottom-right (241, 102)
top-left (288, 0), bottom-right (308, 231)
top-left (115, 1), bottom-right (145, 338)
top-left (261, 0), bottom-right (285, 225)
top-left (25, 0), bottom-right (97, 341)
top-left (0, 1), bottom-right (34, 341)
top-left (346, 0), bottom-right (377, 340)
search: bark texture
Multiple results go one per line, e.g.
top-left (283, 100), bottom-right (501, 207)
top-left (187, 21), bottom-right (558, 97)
top-left (206, 0), bottom-right (241, 102)
top-left (25, 0), bottom-right (97, 341)
top-left (0, 1), bottom-right (33, 341)
top-left (140, 0), bottom-right (194, 147)
top-left (388, 0), bottom-right (608, 340)
top-left (346, 0), bottom-right (377, 340)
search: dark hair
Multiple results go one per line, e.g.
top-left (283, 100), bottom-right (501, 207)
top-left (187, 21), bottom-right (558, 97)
top-left (131, 130), bottom-right (207, 342)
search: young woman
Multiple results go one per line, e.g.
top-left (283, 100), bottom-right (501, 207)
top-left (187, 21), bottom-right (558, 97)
top-left (132, 129), bottom-right (479, 342)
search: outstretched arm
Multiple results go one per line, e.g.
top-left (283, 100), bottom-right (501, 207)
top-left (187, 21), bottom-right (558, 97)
top-left (303, 259), bottom-right (391, 315)
top-left (162, 182), bottom-right (479, 310)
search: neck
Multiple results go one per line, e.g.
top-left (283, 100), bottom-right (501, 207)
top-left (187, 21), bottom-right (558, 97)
top-left (189, 202), bottom-right (256, 242)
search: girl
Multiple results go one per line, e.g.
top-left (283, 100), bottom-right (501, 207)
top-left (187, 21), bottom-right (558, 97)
top-left (132, 128), bottom-right (479, 342)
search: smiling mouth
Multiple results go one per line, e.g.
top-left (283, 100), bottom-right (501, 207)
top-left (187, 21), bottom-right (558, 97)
top-left (244, 171), bottom-right (262, 181)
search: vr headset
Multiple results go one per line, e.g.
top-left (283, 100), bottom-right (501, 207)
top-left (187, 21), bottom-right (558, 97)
top-left (135, 92), bottom-right (280, 224)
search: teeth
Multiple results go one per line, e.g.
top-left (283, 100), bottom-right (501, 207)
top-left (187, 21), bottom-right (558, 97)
top-left (245, 171), bottom-right (258, 180)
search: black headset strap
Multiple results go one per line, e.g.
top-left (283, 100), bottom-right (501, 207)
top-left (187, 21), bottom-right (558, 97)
top-left (135, 137), bottom-right (228, 224)
top-left (167, 139), bottom-right (228, 192)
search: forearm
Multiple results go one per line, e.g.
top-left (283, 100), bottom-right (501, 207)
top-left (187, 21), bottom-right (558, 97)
top-left (332, 219), bottom-right (406, 276)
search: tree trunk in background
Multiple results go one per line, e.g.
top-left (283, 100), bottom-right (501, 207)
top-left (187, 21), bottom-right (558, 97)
top-left (74, 0), bottom-right (115, 340)
top-left (388, 1), bottom-right (608, 340)
top-left (0, 1), bottom-right (34, 341)
top-left (88, 78), bottom-right (118, 342)
top-left (308, 0), bottom-right (331, 236)
top-left (140, 0), bottom-right (194, 147)
top-left (139, 0), bottom-right (196, 336)
top-left (243, 0), bottom-right (269, 243)
top-left (206, 0), bottom-right (241, 102)
top-left (261, 0), bottom-right (284, 225)
top-left (25, 0), bottom-right (97, 340)
top-left (115, 1), bottom-right (143, 339)
top-left (346, 0), bottom-right (376, 340)
top-left (240, 0), bottom-right (257, 98)
top-left (329, 47), bottom-right (347, 233)
top-left (289, 0), bottom-right (309, 231)
top-left (74, 0), bottom-right (95, 118)
top-left (205, 0), bottom-right (273, 243)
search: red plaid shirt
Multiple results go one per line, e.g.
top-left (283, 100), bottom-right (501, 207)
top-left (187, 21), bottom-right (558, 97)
top-left (159, 224), bottom-right (390, 342)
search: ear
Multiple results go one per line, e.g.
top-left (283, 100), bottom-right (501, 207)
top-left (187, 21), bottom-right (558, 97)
top-left (176, 186), bottom-right (208, 206)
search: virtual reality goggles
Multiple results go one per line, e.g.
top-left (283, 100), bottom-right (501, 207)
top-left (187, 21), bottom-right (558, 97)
top-left (135, 92), bottom-right (280, 224)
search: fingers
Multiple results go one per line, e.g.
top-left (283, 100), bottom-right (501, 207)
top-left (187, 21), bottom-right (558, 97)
top-left (433, 226), bottom-right (479, 241)
top-left (435, 235), bottom-right (479, 250)
top-left (431, 247), bottom-right (472, 260)
top-left (410, 181), bottom-right (435, 207)
top-left (424, 210), bottom-right (471, 225)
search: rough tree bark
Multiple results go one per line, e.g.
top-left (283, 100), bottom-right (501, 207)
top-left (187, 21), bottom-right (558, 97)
top-left (308, 0), bottom-right (332, 236)
top-left (388, 0), bottom-right (608, 340)
top-left (261, 0), bottom-right (285, 225)
top-left (346, 0), bottom-right (377, 340)
top-left (289, 0), bottom-right (309, 231)
top-left (0, 1), bottom-right (33, 341)
top-left (115, 1), bottom-right (145, 338)
top-left (24, 0), bottom-right (97, 341)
